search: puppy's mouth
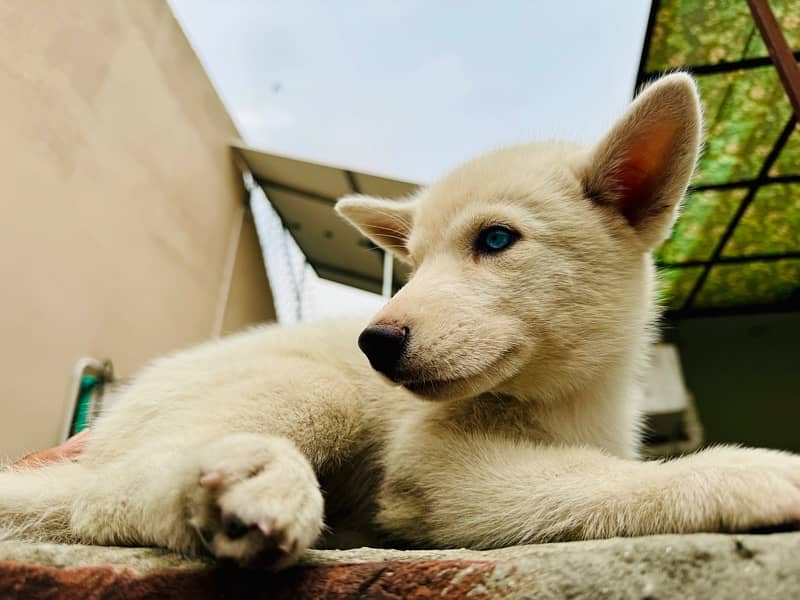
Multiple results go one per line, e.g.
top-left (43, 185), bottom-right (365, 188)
top-left (402, 376), bottom-right (470, 396)
top-left (396, 347), bottom-right (520, 399)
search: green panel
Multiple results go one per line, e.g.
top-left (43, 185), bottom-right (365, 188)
top-left (770, 124), bottom-right (800, 177)
top-left (646, 0), bottom-right (800, 72)
top-left (692, 67), bottom-right (792, 185)
top-left (694, 259), bottom-right (800, 307)
top-left (656, 189), bottom-right (746, 263)
top-left (658, 266), bottom-right (703, 310)
top-left (723, 184), bottom-right (800, 256)
top-left (645, 0), bottom-right (755, 71)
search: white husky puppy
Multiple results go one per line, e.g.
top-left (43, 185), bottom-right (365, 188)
top-left (2, 74), bottom-right (798, 570)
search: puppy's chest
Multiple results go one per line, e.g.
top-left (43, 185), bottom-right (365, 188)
top-left (315, 442), bottom-right (387, 549)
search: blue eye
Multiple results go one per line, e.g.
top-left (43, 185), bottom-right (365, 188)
top-left (475, 226), bottom-right (518, 253)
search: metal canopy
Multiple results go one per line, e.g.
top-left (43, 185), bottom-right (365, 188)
top-left (234, 144), bottom-right (418, 295)
top-left (638, 0), bottom-right (800, 318)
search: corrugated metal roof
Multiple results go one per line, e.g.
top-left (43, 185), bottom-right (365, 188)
top-left (234, 144), bottom-right (417, 295)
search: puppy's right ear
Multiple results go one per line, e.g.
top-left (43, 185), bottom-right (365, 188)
top-left (336, 194), bottom-right (416, 261)
top-left (583, 73), bottom-right (702, 250)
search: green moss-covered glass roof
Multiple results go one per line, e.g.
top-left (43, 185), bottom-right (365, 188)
top-left (655, 189), bottom-right (746, 263)
top-left (771, 125), bottom-right (800, 176)
top-left (724, 184), bottom-right (800, 256)
top-left (693, 67), bottom-right (792, 185)
top-left (695, 259), bottom-right (800, 308)
top-left (641, 0), bottom-right (800, 316)
top-left (646, 0), bottom-right (800, 71)
top-left (659, 266), bottom-right (705, 310)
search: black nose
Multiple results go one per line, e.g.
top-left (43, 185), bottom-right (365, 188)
top-left (358, 324), bottom-right (408, 378)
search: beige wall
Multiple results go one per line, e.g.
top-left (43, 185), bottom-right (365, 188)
top-left (220, 206), bottom-right (276, 336)
top-left (0, 1), bottom-right (275, 459)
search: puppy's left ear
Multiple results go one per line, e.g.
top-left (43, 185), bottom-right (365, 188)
top-left (336, 194), bottom-right (417, 262)
top-left (583, 73), bottom-right (702, 249)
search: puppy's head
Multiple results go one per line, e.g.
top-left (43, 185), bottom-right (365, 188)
top-left (337, 74), bottom-right (702, 402)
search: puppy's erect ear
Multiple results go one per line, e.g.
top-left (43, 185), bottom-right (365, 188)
top-left (336, 194), bottom-right (416, 261)
top-left (583, 73), bottom-right (702, 249)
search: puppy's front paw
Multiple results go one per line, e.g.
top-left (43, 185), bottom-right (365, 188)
top-left (186, 434), bottom-right (324, 570)
top-left (691, 447), bottom-right (800, 532)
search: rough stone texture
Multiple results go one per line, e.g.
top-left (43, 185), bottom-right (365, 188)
top-left (0, 533), bottom-right (799, 598)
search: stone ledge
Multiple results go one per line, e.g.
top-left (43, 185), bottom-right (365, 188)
top-left (1, 533), bottom-right (798, 598)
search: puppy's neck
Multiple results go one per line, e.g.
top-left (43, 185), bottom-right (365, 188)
top-left (421, 356), bottom-right (643, 459)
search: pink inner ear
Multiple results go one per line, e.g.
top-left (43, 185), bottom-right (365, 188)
top-left (360, 213), bottom-right (411, 256)
top-left (369, 217), bottom-right (408, 244)
top-left (616, 122), bottom-right (677, 225)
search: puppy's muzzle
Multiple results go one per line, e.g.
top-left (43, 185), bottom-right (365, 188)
top-left (358, 323), bottom-right (408, 379)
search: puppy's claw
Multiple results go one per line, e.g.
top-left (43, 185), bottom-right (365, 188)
top-left (200, 471), bottom-right (225, 489)
top-left (257, 517), bottom-right (276, 536)
top-left (278, 538), bottom-right (297, 555)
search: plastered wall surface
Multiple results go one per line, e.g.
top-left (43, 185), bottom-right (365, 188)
top-left (0, 1), bottom-right (274, 458)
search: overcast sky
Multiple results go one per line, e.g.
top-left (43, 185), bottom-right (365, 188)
top-left (169, 1), bottom-right (650, 182)
top-left (167, 1), bottom-right (651, 319)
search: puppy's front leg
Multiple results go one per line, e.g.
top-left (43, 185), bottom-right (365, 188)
top-left (377, 435), bottom-right (800, 548)
top-left (72, 433), bottom-right (323, 570)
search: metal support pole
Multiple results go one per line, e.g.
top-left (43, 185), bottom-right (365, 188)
top-left (382, 251), bottom-right (393, 298)
top-left (747, 0), bottom-right (800, 116)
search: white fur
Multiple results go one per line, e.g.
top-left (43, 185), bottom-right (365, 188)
top-left (2, 74), bottom-right (799, 568)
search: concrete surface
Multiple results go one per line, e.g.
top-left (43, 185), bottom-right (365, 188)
top-left (1, 533), bottom-right (798, 598)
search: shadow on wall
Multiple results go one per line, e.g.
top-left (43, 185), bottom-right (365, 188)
top-left (668, 313), bottom-right (800, 453)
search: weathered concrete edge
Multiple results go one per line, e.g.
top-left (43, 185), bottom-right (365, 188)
top-left (1, 533), bottom-right (799, 599)
top-left (1, 532), bottom-right (798, 571)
